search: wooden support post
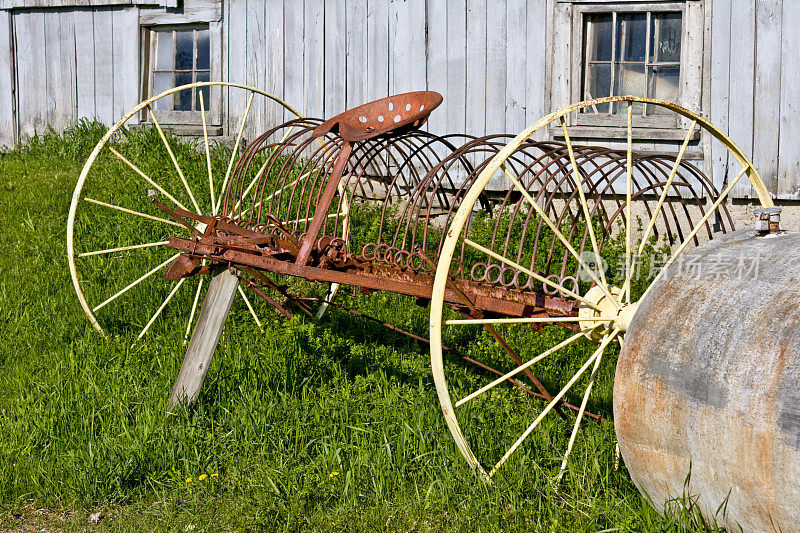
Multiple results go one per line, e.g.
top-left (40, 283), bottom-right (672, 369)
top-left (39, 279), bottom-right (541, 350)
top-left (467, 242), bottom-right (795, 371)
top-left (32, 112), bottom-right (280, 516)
top-left (168, 268), bottom-right (240, 412)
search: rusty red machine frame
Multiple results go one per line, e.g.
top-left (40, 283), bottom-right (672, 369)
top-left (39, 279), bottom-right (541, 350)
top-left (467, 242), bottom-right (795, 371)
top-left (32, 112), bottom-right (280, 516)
top-left (151, 91), bottom-right (731, 417)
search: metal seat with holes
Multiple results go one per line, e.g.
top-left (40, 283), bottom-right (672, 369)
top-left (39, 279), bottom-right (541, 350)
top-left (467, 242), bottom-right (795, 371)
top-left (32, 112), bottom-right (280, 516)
top-left (312, 91), bottom-right (443, 141)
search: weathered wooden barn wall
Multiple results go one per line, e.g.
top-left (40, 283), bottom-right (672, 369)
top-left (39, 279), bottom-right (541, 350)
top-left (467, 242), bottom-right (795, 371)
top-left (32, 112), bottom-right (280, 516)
top-left (0, 0), bottom-right (798, 199)
top-left (710, 0), bottom-right (800, 200)
top-left (2, 6), bottom-right (140, 144)
top-left (222, 0), bottom-right (548, 146)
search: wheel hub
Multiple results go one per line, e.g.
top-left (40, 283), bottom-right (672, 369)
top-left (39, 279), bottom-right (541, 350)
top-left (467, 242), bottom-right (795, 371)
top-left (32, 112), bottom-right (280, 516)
top-left (578, 285), bottom-right (638, 341)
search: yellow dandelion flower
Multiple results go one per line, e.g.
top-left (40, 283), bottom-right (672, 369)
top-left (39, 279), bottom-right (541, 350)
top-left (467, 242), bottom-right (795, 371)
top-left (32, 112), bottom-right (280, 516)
top-left (198, 474), bottom-right (208, 481)
top-left (211, 473), bottom-right (219, 477)
top-left (329, 471), bottom-right (339, 478)
top-left (186, 478), bottom-right (193, 483)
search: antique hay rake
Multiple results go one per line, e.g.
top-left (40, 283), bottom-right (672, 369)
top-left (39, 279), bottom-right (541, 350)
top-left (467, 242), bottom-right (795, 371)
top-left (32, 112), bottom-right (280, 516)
top-left (68, 83), bottom-right (772, 481)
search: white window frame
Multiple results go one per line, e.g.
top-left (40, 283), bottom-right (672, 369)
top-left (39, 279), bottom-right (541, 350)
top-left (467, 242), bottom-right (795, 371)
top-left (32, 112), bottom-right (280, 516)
top-left (139, 7), bottom-right (222, 129)
top-left (550, 0), bottom-right (705, 141)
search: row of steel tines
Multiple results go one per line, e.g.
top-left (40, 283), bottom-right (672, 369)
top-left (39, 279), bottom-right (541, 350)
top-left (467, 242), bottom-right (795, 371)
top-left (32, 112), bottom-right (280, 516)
top-left (218, 118), bottom-right (725, 291)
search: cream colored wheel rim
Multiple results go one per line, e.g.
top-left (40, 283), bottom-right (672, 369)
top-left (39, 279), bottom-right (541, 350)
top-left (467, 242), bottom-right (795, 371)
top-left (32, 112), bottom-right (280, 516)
top-left (429, 96), bottom-right (772, 481)
top-left (67, 82), bottom-right (340, 339)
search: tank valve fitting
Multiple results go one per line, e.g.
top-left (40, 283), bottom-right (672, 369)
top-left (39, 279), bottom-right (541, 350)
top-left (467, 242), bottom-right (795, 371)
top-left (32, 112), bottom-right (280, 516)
top-left (754, 207), bottom-right (782, 235)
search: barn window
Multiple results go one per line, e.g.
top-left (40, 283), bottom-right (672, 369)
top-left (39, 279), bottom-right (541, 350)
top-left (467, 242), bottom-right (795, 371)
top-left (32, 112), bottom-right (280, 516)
top-left (554, 1), bottom-right (703, 140)
top-left (150, 26), bottom-right (211, 111)
top-left (141, 23), bottom-right (221, 129)
top-left (582, 11), bottom-right (682, 115)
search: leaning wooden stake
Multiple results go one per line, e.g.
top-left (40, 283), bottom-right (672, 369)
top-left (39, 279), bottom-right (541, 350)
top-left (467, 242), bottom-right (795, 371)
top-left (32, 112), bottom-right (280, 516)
top-left (168, 267), bottom-right (240, 412)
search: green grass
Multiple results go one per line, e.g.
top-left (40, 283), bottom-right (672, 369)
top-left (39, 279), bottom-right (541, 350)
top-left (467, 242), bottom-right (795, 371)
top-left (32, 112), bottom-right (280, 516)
top-left (0, 123), bottom-right (721, 531)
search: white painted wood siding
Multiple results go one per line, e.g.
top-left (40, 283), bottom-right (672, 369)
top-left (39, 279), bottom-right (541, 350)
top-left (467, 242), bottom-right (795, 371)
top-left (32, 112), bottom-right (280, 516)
top-left (223, 0), bottom-right (548, 146)
top-left (710, 0), bottom-right (799, 200)
top-left (10, 5), bottom-right (140, 141)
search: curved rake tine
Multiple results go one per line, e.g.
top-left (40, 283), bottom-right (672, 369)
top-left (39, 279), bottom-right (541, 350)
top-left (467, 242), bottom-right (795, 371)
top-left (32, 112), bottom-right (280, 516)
top-left (464, 238), bottom-right (604, 312)
top-left (639, 165), bottom-right (749, 303)
top-left (560, 117), bottom-right (607, 288)
top-left (637, 121), bottom-right (697, 256)
top-left (500, 165), bottom-right (621, 309)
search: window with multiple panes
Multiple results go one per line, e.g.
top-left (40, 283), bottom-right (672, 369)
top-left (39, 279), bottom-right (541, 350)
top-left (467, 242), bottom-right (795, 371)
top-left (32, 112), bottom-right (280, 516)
top-left (148, 26), bottom-right (210, 112)
top-left (582, 11), bottom-right (682, 116)
top-left (141, 23), bottom-right (222, 129)
top-left (555, 1), bottom-right (702, 138)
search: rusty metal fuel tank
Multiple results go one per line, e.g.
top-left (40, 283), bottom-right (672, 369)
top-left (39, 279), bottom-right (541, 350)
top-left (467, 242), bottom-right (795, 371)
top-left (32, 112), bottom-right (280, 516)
top-left (615, 227), bottom-right (800, 531)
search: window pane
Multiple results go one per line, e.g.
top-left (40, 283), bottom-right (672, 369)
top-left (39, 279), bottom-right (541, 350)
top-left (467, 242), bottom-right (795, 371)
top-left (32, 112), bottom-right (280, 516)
top-left (614, 64), bottom-right (646, 114)
top-left (651, 13), bottom-right (682, 63)
top-left (617, 14), bottom-right (647, 62)
top-left (175, 30), bottom-right (194, 70)
top-left (648, 65), bottom-right (680, 114)
top-left (585, 14), bottom-right (613, 62)
top-left (585, 64), bottom-right (612, 112)
top-left (153, 72), bottom-right (173, 108)
top-left (155, 31), bottom-right (173, 70)
top-left (196, 30), bottom-right (210, 70)
top-left (174, 71), bottom-right (193, 109)
top-left (615, 63), bottom-right (646, 95)
top-left (196, 71), bottom-right (210, 110)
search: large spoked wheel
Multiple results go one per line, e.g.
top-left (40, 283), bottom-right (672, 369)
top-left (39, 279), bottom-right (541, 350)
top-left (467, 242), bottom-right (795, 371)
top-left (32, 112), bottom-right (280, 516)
top-left (67, 82), bottom-right (338, 340)
top-left (429, 96), bottom-right (773, 482)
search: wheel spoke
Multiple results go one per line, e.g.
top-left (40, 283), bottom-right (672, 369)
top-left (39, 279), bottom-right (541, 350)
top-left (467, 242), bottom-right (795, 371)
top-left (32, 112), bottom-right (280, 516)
top-left (454, 329), bottom-right (591, 409)
top-left (500, 165), bottom-right (621, 310)
top-left (560, 117), bottom-right (607, 288)
top-left (83, 197), bottom-right (185, 229)
top-left (489, 330), bottom-right (618, 478)
top-left (238, 285), bottom-right (263, 331)
top-left (185, 276), bottom-right (205, 342)
top-left (147, 106), bottom-right (202, 215)
top-left (93, 253), bottom-right (179, 312)
top-left (108, 147), bottom-right (189, 212)
top-left (557, 331), bottom-right (615, 481)
top-left (445, 316), bottom-right (615, 326)
top-left (639, 165), bottom-right (749, 303)
top-left (199, 91), bottom-right (216, 215)
top-left (137, 278), bottom-right (185, 340)
top-left (217, 91), bottom-right (255, 212)
top-left (622, 120), bottom-right (697, 304)
top-left (623, 102), bottom-right (633, 304)
top-left (464, 238), bottom-right (605, 312)
top-left (77, 240), bottom-right (170, 257)
top-left (637, 120), bottom-right (697, 256)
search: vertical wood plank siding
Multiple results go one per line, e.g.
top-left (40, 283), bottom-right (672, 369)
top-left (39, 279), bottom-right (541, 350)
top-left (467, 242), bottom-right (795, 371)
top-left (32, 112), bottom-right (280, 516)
top-left (2, 1), bottom-right (799, 198)
top-left (0, 10), bottom-right (14, 146)
top-left (710, 0), bottom-right (798, 199)
top-left (11, 5), bottom-right (140, 141)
